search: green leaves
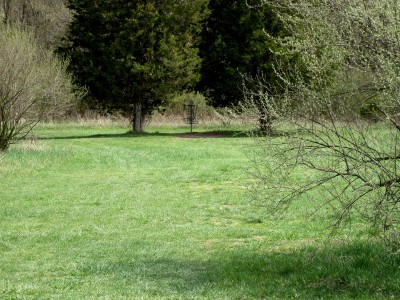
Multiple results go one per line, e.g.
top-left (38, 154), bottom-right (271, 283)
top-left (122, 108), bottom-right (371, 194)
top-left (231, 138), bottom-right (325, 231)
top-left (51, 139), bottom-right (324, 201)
top-left (198, 0), bottom-right (283, 107)
top-left (61, 0), bottom-right (207, 123)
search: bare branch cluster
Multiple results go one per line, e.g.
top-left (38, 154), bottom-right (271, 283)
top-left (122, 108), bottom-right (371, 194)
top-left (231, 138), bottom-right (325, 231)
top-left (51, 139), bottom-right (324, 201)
top-left (0, 24), bottom-right (79, 150)
top-left (249, 0), bottom-right (400, 248)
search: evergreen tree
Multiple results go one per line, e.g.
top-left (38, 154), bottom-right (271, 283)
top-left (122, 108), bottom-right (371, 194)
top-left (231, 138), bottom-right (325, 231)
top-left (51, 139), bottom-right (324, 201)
top-left (61, 0), bottom-right (207, 132)
top-left (197, 0), bottom-right (283, 131)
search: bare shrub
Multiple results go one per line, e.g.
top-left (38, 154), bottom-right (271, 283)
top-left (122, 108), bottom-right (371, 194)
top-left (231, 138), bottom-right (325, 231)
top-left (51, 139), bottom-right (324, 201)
top-left (0, 24), bottom-right (79, 151)
top-left (250, 0), bottom-right (400, 249)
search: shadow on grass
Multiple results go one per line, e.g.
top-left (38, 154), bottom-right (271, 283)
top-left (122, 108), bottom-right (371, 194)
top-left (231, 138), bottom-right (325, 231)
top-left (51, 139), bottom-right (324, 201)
top-left (81, 241), bottom-right (400, 299)
top-left (37, 131), bottom-right (170, 140)
top-left (37, 130), bottom-right (249, 140)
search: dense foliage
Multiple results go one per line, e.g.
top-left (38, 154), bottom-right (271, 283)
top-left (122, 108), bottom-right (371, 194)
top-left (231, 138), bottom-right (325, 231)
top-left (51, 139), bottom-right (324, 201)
top-left (198, 0), bottom-right (282, 109)
top-left (61, 0), bottom-right (207, 132)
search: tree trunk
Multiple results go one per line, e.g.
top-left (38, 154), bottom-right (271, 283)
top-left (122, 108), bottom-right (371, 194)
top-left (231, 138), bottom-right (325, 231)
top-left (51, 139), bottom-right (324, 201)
top-left (3, 0), bottom-right (11, 23)
top-left (21, 0), bottom-right (27, 24)
top-left (133, 101), bottom-right (143, 133)
top-left (259, 107), bottom-right (272, 134)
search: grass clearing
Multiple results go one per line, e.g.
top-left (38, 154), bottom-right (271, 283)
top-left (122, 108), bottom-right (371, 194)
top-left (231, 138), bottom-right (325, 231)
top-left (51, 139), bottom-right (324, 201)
top-left (1, 122), bottom-right (399, 299)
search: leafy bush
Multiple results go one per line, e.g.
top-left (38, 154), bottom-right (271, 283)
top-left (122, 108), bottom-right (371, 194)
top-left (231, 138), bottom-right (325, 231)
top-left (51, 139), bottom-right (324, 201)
top-left (163, 92), bottom-right (216, 120)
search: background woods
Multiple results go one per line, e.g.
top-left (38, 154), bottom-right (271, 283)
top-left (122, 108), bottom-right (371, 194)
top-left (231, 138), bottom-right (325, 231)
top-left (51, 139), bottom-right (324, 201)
top-left (1, 0), bottom-right (71, 48)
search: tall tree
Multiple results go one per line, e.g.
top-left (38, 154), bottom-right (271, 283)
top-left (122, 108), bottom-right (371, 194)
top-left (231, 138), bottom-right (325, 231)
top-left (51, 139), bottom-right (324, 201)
top-left (61, 0), bottom-right (207, 132)
top-left (197, 0), bottom-right (283, 132)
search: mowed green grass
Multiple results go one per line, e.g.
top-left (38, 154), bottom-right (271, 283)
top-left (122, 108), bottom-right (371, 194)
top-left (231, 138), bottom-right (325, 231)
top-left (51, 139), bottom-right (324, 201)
top-left (1, 122), bottom-right (400, 299)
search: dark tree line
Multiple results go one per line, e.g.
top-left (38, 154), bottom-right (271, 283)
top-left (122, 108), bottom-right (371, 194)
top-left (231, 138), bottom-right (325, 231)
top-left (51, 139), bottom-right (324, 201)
top-left (0, 0), bottom-right (284, 147)
top-left (60, 0), bottom-right (283, 132)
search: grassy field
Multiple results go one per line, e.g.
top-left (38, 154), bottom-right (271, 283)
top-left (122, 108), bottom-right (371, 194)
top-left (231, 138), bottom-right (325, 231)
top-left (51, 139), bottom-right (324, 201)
top-left (1, 122), bottom-right (400, 299)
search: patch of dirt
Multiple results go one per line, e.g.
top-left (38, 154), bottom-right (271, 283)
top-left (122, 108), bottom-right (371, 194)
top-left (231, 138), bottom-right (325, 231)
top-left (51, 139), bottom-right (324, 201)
top-left (175, 132), bottom-right (227, 138)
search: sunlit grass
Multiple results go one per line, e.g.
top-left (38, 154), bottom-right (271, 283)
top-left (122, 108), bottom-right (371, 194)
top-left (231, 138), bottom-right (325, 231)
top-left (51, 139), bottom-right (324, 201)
top-left (0, 123), bottom-right (399, 299)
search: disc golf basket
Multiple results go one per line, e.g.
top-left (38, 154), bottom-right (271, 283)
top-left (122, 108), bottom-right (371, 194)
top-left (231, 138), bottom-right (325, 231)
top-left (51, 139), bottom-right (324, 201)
top-left (184, 100), bottom-right (198, 133)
